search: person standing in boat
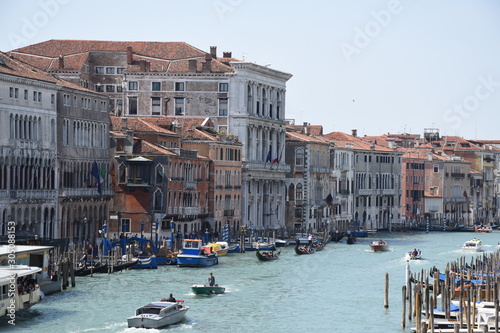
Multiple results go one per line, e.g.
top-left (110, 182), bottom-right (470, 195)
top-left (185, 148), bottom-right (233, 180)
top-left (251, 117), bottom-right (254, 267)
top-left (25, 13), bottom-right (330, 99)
top-left (208, 272), bottom-right (215, 286)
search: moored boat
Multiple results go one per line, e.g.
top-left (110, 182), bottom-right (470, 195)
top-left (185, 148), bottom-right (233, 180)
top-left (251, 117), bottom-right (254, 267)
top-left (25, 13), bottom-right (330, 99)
top-left (176, 239), bottom-right (218, 267)
top-left (205, 242), bottom-right (228, 256)
top-left (191, 284), bottom-right (225, 295)
top-left (476, 225), bottom-right (493, 233)
top-left (256, 250), bottom-right (280, 261)
top-left (74, 262), bottom-right (109, 276)
top-left (127, 300), bottom-right (189, 328)
top-left (370, 240), bottom-right (389, 252)
top-left (131, 254), bottom-right (158, 269)
top-left (0, 265), bottom-right (43, 316)
top-left (462, 238), bottom-right (482, 252)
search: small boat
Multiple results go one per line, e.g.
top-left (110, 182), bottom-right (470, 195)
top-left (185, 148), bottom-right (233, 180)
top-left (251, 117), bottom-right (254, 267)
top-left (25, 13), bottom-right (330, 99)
top-left (226, 243), bottom-right (241, 253)
top-left (131, 254), bottom-right (158, 269)
top-left (110, 259), bottom-right (139, 272)
top-left (191, 284), bottom-right (225, 295)
top-left (346, 234), bottom-right (356, 244)
top-left (274, 239), bottom-right (289, 247)
top-left (127, 300), bottom-right (189, 329)
top-left (476, 225), bottom-right (493, 233)
top-left (405, 251), bottom-right (422, 261)
top-left (462, 238), bottom-right (483, 252)
top-left (205, 242), bottom-right (228, 256)
top-left (176, 239), bottom-right (218, 267)
top-left (74, 262), bottom-right (109, 276)
top-left (256, 250), bottom-right (280, 261)
top-left (370, 240), bottom-right (389, 252)
top-left (294, 244), bottom-right (316, 255)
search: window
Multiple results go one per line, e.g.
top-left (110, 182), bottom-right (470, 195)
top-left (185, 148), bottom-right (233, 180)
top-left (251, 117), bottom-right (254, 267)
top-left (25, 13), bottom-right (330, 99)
top-left (128, 81), bottom-right (138, 90)
top-left (105, 67), bottom-right (115, 74)
top-left (51, 94), bottom-right (55, 104)
top-left (95, 66), bottom-right (104, 74)
top-left (433, 164), bottom-right (439, 173)
top-left (152, 82), bottom-right (161, 91)
top-left (174, 98), bottom-right (184, 115)
top-left (120, 218), bottom-right (131, 233)
top-left (119, 163), bottom-right (127, 183)
top-left (9, 87), bottom-right (19, 98)
top-left (219, 83), bottom-right (228, 92)
top-left (218, 98), bottom-right (228, 116)
top-left (95, 84), bottom-right (104, 92)
top-left (117, 67), bottom-right (125, 74)
top-left (116, 99), bottom-right (123, 116)
top-left (128, 97), bottom-right (138, 115)
top-left (105, 85), bottom-right (115, 92)
top-left (175, 82), bottom-right (185, 91)
top-left (24, 89), bottom-right (28, 100)
top-left (152, 97), bottom-right (161, 115)
top-left (295, 148), bottom-right (304, 165)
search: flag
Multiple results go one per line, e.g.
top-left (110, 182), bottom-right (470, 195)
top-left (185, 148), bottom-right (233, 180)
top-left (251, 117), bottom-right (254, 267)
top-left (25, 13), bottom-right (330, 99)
top-left (265, 146), bottom-right (272, 163)
top-left (90, 161), bottom-right (102, 195)
top-left (463, 190), bottom-right (468, 199)
top-left (325, 194), bottom-right (333, 206)
top-left (272, 150), bottom-right (279, 164)
top-left (99, 163), bottom-right (106, 194)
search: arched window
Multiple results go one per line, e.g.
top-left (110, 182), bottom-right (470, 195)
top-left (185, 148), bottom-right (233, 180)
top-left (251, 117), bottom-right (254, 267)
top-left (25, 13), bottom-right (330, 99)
top-left (295, 148), bottom-right (304, 166)
top-left (154, 189), bottom-right (163, 211)
top-left (288, 184), bottom-right (295, 201)
top-left (296, 183), bottom-right (303, 200)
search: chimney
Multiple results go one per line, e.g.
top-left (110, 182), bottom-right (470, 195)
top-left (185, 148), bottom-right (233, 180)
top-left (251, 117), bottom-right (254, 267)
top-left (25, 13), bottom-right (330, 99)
top-left (351, 129), bottom-right (357, 137)
top-left (303, 122), bottom-right (310, 136)
top-left (58, 55), bottom-right (64, 69)
top-left (210, 46), bottom-right (217, 59)
top-left (125, 130), bottom-right (134, 155)
top-left (223, 51), bottom-right (232, 58)
top-left (127, 46), bottom-right (133, 64)
top-left (121, 117), bottom-right (128, 130)
top-left (202, 53), bottom-right (212, 72)
top-left (188, 59), bottom-right (197, 72)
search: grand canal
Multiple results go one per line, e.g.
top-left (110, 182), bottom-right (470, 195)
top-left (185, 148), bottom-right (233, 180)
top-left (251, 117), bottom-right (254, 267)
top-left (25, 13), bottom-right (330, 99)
top-left (3, 230), bottom-right (500, 332)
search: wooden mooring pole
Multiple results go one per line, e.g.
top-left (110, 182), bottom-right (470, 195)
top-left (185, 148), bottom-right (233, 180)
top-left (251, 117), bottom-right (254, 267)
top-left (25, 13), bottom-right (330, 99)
top-left (384, 272), bottom-right (389, 308)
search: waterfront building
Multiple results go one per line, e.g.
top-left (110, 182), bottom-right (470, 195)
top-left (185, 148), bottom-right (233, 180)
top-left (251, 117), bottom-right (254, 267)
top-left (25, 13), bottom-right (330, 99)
top-left (401, 150), bottom-right (427, 227)
top-left (0, 51), bottom-right (110, 243)
top-left (324, 130), bottom-right (403, 232)
top-left (284, 122), bottom-right (336, 234)
top-left (11, 40), bottom-right (292, 232)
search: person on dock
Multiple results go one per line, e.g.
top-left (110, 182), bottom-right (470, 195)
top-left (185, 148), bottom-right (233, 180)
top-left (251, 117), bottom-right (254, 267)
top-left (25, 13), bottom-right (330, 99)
top-left (208, 272), bottom-right (215, 286)
top-left (167, 293), bottom-right (176, 302)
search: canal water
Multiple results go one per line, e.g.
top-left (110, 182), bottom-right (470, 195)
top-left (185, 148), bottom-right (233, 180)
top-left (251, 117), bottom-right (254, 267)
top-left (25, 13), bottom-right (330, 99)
top-left (3, 231), bottom-right (500, 333)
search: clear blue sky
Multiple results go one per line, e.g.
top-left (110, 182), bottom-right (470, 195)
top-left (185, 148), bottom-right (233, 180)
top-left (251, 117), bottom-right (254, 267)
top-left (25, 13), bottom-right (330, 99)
top-left (2, 0), bottom-right (499, 140)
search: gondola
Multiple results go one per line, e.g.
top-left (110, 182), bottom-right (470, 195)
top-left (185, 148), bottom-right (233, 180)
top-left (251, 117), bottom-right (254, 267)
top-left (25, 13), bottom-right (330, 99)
top-left (256, 250), bottom-right (280, 261)
top-left (346, 235), bottom-right (356, 244)
top-left (74, 263), bottom-right (109, 276)
top-left (110, 259), bottom-right (139, 272)
top-left (294, 244), bottom-right (316, 255)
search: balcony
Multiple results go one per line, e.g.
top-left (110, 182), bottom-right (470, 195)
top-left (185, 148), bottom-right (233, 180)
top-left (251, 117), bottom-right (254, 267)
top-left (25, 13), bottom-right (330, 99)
top-left (450, 173), bottom-right (465, 178)
top-left (3, 190), bottom-right (57, 200)
top-left (184, 180), bottom-right (197, 189)
top-left (224, 209), bottom-right (235, 216)
top-left (243, 161), bottom-right (290, 172)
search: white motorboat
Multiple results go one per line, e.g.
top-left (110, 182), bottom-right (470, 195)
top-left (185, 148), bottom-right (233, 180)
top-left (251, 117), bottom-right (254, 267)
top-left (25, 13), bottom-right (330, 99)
top-left (370, 240), bottom-right (389, 252)
top-left (404, 251), bottom-right (422, 261)
top-left (127, 300), bottom-right (189, 328)
top-left (462, 238), bottom-right (483, 252)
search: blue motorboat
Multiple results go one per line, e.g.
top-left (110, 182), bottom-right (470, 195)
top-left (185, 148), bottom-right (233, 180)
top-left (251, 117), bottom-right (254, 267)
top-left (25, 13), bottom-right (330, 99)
top-left (131, 254), bottom-right (158, 269)
top-left (176, 239), bottom-right (218, 267)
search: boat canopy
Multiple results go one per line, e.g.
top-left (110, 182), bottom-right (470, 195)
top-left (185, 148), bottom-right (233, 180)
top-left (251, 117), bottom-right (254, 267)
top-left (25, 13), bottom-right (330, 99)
top-left (0, 265), bottom-right (42, 284)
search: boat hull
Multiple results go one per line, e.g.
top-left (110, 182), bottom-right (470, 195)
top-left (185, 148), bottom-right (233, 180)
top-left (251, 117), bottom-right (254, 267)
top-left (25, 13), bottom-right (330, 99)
top-left (191, 284), bottom-right (225, 295)
top-left (127, 308), bottom-right (188, 328)
top-left (176, 254), bottom-right (218, 267)
top-left (131, 256), bottom-right (158, 269)
top-left (256, 250), bottom-right (280, 261)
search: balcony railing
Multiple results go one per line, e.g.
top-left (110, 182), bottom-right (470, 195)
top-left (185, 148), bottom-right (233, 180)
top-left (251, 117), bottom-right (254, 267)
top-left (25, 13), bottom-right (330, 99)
top-left (224, 209), bottom-right (234, 216)
top-left (2, 189), bottom-right (57, 200)
top-left (184, 181), bottom-right (197, 189)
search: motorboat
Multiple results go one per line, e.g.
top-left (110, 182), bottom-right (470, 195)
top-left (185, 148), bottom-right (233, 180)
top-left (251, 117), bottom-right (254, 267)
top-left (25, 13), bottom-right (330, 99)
top-left (274, 239), bottom-right (289, 247)
top-left (370, 240), bottom-right (389, 252)
top-left (131, 254), bottom-right (158, 269)
top-left (476, 225), bottom-right (493, 233)
top-left (127, 300), bottom-right (189, 329)
top-left (404, 251), bottom-right (422, 261)
top-left (191, 284), bottom-right (225, 295)
top-left (462, 238), bottom-right (482, 252)
top-left (205, 242), bottom-right (228, 256)
top-left (176, 239), bottom-right (218, 267)
top-left (0, 265), bottom-right (43, 316)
